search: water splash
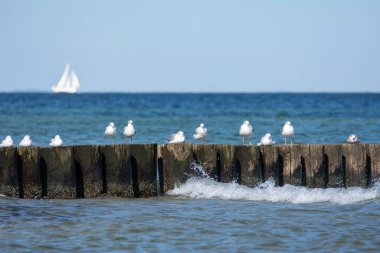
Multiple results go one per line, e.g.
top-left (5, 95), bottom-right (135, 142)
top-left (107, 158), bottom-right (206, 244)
top-left (169, 164), bottom-right (380, 205)
top-left (184, 161), bottom-right (211, 179)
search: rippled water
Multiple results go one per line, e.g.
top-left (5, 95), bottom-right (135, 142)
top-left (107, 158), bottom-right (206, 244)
top-left (1, 93), bottom-right (379, 145)
top-left (1, 93), bottom-right (380, 251)
top-left (1, 180), bottom-right (380, 252)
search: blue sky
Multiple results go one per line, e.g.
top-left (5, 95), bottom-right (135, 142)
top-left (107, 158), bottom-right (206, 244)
top-left (0, 0), bottom-right (379, 92)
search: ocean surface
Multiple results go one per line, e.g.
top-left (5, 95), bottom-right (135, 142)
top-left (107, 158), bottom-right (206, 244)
top-left (1, 93), bottom-right (380, 252)
top-left (1, 93), bottom-right (380, 145)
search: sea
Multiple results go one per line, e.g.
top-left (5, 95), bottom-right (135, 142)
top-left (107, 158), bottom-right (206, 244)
top-left (1, 93), bottom-right (380, 252)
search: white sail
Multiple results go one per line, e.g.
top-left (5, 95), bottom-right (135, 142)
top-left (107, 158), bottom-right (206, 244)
top-left (70, 71), bottom-right (80, 90)
top-left (52, 64), bottom-right (80, 93)
top-left (64, 74), bottom-right (72, 88)
top-left (54, 64), bottom-right (70, 89)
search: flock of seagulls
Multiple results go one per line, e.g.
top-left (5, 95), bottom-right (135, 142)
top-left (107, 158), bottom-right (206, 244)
top-left (0, 134), bottom-right (64, 148)
top-left (0, 120), bottom-right (361, 148)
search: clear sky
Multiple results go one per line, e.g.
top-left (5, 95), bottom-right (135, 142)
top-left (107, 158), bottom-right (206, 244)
top-left (0, 0), bottom-right (379, 92)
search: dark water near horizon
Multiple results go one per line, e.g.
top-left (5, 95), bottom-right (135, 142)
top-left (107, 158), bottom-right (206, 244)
top-left (1, 93), bottom-right (380, 146)
top-left (1, 93), bottom-right (380, 252)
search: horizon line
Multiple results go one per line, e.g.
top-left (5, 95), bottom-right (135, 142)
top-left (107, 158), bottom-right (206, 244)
top-left (1, 90), bottom-right (379, 94)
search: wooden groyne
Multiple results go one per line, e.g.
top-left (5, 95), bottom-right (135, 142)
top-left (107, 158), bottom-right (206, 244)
top-left (0, 143), bottom-right (379, 199)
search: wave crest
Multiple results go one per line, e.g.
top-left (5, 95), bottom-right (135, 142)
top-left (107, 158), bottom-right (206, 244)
top-left (168, 163), bottom-right (380, 205)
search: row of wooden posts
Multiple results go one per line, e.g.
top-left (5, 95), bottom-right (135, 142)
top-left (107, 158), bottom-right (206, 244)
top-left (0, 143), bottom-right (379, 199)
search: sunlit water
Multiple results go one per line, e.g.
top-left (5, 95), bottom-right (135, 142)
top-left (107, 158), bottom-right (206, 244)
top-left (1, 93), bottom-right (380, 251)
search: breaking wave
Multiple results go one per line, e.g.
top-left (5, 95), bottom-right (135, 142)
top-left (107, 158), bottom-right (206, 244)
top-left (168, 163), bottom-right (380, 205)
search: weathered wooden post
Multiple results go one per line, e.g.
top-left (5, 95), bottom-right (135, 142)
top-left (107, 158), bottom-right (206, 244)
top-left (0, 147), bottom-right (20, 197)
top-left (280, 144), bottom-right (309, 186)
top-left (365, 144), bottom-right (380, 187)
top-left (128, 144), bottom-right (157, 198)
top-left (216, 144), bottom-right (234, 183)
top-left (260, 145), bottom-right (280, 185)
top-left (192, 144), bottom-right (220, 180)
top-left (233, 145), bottom-right (261, 186)
top-left (39, 146), bottom-right (76, 198)
top-left (158, 143), bottom-right (193, 193)
top-left (324, 144), bottom-right (344, 188)
top-left (341, 143), bottom-right (365, 187)
top-left (192, 144), bottom-right (234, 182)
top-left (307, 144), bottom-right (326, 188)
top-left (73, 145), bottom-right (104, 198)
top-left (101, 144), bottom-right (134, 198)
top-left (18, 146), bottom-right (41, 198)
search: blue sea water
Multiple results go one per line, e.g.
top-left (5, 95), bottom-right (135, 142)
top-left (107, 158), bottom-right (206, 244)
top-left (1, 93), bottom-right (379, 145)
top-left (1, 93), bottom-right (380, 252)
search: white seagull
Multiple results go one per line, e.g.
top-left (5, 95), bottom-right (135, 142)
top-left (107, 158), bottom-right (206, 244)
top-left (347, 134), bottom-right (359, 143)
top-left (0, 136), bottom-right (13, 147)
top-left (282, 121), bottom-right (295, 144)
top-left (239, 120), bottom-right (253, 145)
top-left (193, 123), bottom-right (207, 142)
top-left (19, 135), bottom-right (32, 147)
top-left (257, 133), bottom-right (275, 146)
top-left (105, 122), bottom-right (116, 143)
top-left (123, 120), bottom-right (136, 142)
top-left (165, 131), bottom-right (185, 143)
top-left (49, 135), bottom-right (63, 147)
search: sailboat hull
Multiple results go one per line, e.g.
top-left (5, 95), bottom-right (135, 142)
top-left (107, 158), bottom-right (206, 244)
top-left (51, 87), bottom-right (78, 93)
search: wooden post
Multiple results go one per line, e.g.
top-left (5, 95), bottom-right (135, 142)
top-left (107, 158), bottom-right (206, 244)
top-left (18, 146), bottom-right (41, 198)
top-left (39, 146), bottom-right (76, 198)
top-left (0, 147), bottom-right (20, 197)
top-left (233, 145), bottom-right (261, 187)
top-left (158, 143), bottom-right (193, 193)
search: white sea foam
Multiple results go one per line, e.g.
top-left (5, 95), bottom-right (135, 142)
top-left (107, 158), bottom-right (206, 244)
top-left (168, 164), bottom-right (380, 205)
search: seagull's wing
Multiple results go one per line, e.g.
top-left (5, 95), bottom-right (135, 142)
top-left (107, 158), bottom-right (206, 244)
top-left (164, 133), bottom-right (176, 143)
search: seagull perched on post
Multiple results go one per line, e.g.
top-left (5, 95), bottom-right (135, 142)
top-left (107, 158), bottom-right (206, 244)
top-left (49, 135), bottom-right (63, 147)
top-left (239, 120), bottom-right (253, 145)
top-left (193, 123), bottom-right (207, 142)
top-left (0, 136), bottom-right (13, 147)
top-left (19, 135), bottom-right (32, 147)
top-left (123, 120), bottom-right (136, 142)
top-left (105, 122), bottom-right (116, 143)
top-left (165, 131), bottom-right (185, 143)
top-left (347, 134), bottom-right (359, 143)
top-left (257, 133), bottom-right (275, 146)
top-left (282, 121), bottom-right (295, 144)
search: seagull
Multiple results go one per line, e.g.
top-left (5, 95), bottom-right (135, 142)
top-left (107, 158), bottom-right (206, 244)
top-left (105, 122), bottom-right (116, 143)
top-left (165, 131), bottom-right (185, 143)
top-left (239, 120), bottom-right (253, 145)
top-left (282, 121), bottom-right (295, 144)
top-left (347, 134), bottom-right (359, 143)
top-left (193, 123), bottom-right (207, 142)
top-left (123, 120), bottom-right (136, 142)
top-left (257, 133), bottom-right (275, 146)
top-left (49, 135), bottom-right (63, 147)
top-left (0, 136), bottom-right (13, 147)
top-left (19, 135), bottom-right (32, 147)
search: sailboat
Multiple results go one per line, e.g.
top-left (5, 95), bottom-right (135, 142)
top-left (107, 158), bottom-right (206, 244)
top-left (52, 64), bottom-right (80, 93)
